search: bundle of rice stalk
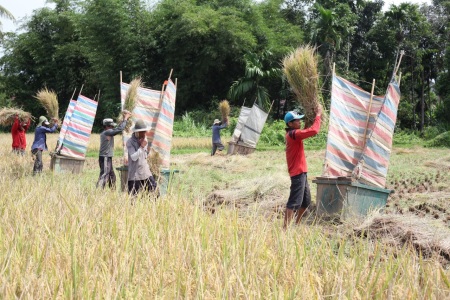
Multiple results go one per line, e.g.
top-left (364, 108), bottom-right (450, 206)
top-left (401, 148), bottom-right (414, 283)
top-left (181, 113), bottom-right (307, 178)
top-left (147, 149), bottom-right (162, 181)
top-left (120, 77), bottom-right (142, 132)
top-left (0, 107), bottom-right (33, 126)
top-left (283, 45), bottom-right (325, 127)
top-left (219, 99), bottom-right (230, 122)
top-left (34, 87), bottom-right (59, 120)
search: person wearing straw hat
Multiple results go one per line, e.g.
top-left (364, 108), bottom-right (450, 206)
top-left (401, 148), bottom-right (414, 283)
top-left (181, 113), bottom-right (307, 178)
top-left (126, 119), bottom-right (157, 196)
top-left (283, 107), bottom-right (321, 229)
top-left (96, 110), bottom-right (132, 189)
top-left (31, 116), bottom-right (59, 175)
top-left (11, 114), bottom-right (31, 155)
top-left (211, 118), bottom-right (228, 156)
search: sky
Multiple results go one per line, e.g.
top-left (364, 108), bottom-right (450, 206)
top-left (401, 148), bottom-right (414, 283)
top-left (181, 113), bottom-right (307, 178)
top-left (0, 0), bottom-right (434, 33)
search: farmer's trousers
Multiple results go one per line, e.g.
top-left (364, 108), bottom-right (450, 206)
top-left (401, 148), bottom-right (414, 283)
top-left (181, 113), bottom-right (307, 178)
top-left (32, 149), bottom-right (43, 175)
top-left (97, 156), bottom-right (116, 189)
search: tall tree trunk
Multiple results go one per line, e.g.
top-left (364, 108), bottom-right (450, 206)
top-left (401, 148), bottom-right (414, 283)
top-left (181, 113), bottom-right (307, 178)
top-left (411, 58), bottom-right (415, 129)
top-left (420, 67), bottom-right (425, 132)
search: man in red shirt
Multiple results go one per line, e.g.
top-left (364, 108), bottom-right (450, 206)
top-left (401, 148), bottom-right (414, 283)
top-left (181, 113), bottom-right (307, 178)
top-left (11, 114), bottom-right (31, 155)
top-left (284, 107), bottom-right (321, 229)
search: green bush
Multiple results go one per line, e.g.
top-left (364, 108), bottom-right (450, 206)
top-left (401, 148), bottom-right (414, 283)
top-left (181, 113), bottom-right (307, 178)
top-left (392, 129), bottom-right (423, 147)
top-left (259, 120), bottom-right (286, 146)
top-left (422, 126), bottom-right (442, 140)
top-left (173, 112), bottom-right (210, 137)
top-left (425, 131), bottom-right (450, 148)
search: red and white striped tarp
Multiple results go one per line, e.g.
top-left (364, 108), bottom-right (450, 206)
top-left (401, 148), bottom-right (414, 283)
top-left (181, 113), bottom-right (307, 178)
top-left (56, 99), bottom-right (76, 152)
top-left (120, 82), bottom-right (162, 162)
top-left (323, 75), bottom-right (384, 178)
top-left (59, 95), bottom-right (98, 159)
top-left (152, 79), bottom-right (176, 170)
top-left (353, 80), bottom-right (401, 187)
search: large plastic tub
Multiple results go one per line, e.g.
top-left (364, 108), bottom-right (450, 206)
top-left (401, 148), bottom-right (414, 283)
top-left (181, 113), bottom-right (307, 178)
top-left (50, 154), bottom-right (85, 174)
top-left (312, 176), bottom-right (391, 220)
top-left (116, 166), bottom-right (179, 196)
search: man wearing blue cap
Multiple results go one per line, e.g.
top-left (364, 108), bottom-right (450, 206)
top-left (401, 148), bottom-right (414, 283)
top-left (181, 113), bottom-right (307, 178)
top-left (283, 107), bottom-right (322, 228)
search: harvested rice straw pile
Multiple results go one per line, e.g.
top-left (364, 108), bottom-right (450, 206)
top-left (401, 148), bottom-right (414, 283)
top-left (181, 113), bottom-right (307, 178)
top-left (282, 45), bottom-right (326, 127)
top-left (219, 99), bottom-right (230, 122)
top-left (0, 107), bottom-right (33, 126)
top-left (34, 88), bottom-right (59, 120)
top-left (120, 77), bottom-right (142, 132)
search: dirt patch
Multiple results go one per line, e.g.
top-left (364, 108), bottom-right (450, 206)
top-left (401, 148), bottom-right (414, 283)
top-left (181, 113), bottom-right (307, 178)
top-left (354, 214), bottom-right (450, 265)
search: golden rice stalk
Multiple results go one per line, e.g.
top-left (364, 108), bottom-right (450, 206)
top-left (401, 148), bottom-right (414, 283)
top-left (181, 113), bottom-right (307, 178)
top-left (120, 77), bottom-right (142, 132)
top-left (283, 45), bottom-right (322, 127)
top-left (0, 107), bottom-right (34, 126)
top-left (34, 87), bottom-right (59, 120)
top-left (148, 150), bottom-right (162, 181)
top-left (219, 99), bottom-right (230, 122)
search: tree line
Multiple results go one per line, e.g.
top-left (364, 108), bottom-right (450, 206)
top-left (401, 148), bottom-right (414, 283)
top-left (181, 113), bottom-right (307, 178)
top-left (0, 0), bottom-right (449, 133)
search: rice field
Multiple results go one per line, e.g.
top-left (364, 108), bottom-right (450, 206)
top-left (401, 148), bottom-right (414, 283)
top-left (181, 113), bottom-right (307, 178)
top-left (0, 132), bottom-right (450, 298)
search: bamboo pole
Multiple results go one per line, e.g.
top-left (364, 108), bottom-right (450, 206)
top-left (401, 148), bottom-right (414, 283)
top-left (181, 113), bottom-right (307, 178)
top-left (97, 90), bottom-right (101, 102)
top-left (78, 84), bottom-right (84, 96)
top-left (393, 50), bottom-right (405, 77)
top-left (398, 72), bottom-right (402, 87)
top-left (362, 79), bottom-right (376, 149)
top-left (70, 88), bottom-right (76, 101)
top-left (119, 71), bottom-right (125, 110)
top-left (268, 100), bottom-right (275, 113)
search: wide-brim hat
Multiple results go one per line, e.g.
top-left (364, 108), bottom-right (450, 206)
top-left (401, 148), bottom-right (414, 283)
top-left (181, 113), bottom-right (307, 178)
top-left (213, 119), bottom-right (221, 125)
top-left (132, 119), bottom-right (150, 132)
top-left (38, 116), bottom-right (49, 126)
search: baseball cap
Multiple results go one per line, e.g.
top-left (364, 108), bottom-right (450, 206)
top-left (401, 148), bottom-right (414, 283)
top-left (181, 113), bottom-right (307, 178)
top-left (284, 111), bottom-right (304, 124)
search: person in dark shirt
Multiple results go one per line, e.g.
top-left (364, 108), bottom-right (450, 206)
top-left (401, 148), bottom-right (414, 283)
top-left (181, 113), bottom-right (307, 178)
top-left (96, 111), bottom-right (131, 189)
top-left (31, 116), bottom-right (59, 175)
top-left (284, 107), bottom-right (321, 228)
top-left (211, 119), bottom-right (228, 156)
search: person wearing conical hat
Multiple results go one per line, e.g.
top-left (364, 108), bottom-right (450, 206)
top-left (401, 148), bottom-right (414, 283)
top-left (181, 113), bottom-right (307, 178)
top-left (96, 110), bottom-right (131, 189)
top-left (126, 119), bottom-right (157, 196)
top-left (211, 118), bottom-right (228, 156)
top-left (31, 116), bottom-right (59, 175)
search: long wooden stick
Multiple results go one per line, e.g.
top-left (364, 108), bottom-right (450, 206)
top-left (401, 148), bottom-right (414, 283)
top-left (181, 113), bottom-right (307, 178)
top-left (78, 84), bottom-right (84, 96)
top-left (70, 88), bottom-right (76, 101)
top-left (393, 50), bottom-right (405, 77)
top-left (398, 72), bottom-right (402, 87)
top-left (97, 90), bottom-right (101, 102)
top-left (362, 79), bottom-right (375, 149)
top-left (119, 71), bottom-right (124, 110)
top-left (268, 100), bottom-right (275, 113)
